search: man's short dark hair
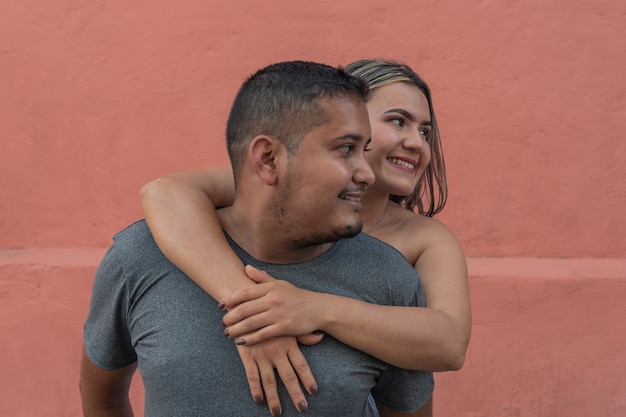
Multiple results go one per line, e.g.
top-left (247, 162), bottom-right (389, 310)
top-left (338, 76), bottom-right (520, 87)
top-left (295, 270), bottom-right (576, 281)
top-left (226, 60), bottom-right (369, 182)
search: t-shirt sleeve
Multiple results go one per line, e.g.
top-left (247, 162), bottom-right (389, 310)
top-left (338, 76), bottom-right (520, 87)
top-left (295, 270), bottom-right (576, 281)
top-left (83, 242), bottom-right (137, 370)
top-left (370, 366), bottom-right (434, 413)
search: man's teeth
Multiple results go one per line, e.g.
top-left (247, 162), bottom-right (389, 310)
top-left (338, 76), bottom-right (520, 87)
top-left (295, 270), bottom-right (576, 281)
top-left (340, 195), bottom-right (360, 201)
top-left (388, 158), bottom-right (415, 170)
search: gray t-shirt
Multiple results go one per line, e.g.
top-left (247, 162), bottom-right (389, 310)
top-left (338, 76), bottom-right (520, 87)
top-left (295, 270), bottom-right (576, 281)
top-left (84, 220), bottom-right (433, 416)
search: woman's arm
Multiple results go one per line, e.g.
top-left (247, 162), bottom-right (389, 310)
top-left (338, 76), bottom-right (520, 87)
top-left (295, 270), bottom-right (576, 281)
top-left (326, 219), bottom-right (470, 370)
top-left (322, 219), bottom-right (470, 371)
top-left (222, 218), bottom-right (470, 371)
top-left (410, 218), bottom-right (471, 370)
top-left (140, 166), bottom-right (247, 300)
top-left (223, 233), bottom-right (469, 372)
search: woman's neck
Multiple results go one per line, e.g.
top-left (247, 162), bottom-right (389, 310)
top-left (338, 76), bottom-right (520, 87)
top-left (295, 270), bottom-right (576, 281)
top-left (360, 189), bottom-right (390, 234)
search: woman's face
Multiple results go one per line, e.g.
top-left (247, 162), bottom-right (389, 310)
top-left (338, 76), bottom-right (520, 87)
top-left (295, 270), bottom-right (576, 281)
top-left (365, 81), bottom-right (432, 197)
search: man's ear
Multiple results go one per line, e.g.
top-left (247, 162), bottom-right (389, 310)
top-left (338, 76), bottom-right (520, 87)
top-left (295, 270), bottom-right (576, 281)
top-left (248, 135), bottom-right (282, 186)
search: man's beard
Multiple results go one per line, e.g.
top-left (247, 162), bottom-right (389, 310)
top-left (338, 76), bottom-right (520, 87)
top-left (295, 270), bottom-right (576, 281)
top-left (289, 221), bottom-right (362, 247)
top-left (270, 171), bottom-right (363, 248)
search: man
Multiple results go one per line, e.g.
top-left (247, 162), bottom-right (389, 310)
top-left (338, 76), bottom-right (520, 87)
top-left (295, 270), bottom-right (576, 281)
top-left (80, 61), bottom-right (433, 417)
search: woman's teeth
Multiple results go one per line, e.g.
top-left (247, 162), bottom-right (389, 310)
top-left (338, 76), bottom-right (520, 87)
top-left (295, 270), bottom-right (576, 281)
top-left (388, 158), bottom-right (415, 170)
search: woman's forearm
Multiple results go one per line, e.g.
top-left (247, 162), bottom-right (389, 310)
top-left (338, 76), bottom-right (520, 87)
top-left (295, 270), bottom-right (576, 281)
top-left (221, 220), bottom-right (471, 371)
top-left (319, 296), bottom-right (467, 371)
top-left (287, 220), bottom-right (470, 371)
top-left (222, 273), bottom-right (468, 371)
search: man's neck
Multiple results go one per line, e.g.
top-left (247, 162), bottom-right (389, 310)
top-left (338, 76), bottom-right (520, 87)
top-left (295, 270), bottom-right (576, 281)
top-left (217, 205), bottom-right (335, 264)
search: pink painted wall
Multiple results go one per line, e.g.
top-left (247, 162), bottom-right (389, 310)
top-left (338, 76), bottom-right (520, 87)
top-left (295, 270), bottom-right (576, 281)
top-left (1, 1), bottom-right (625, 416)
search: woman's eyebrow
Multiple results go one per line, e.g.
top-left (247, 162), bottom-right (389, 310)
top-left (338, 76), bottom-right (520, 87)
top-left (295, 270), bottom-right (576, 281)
top-left (384, 108), bottom-right (432, 125)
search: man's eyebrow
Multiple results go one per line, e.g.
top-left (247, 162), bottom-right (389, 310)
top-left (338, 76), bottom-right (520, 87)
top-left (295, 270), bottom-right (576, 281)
top-left (333, 133), bottom-right (367, 142)
top-left (384, 108), bottom-right (432, 125)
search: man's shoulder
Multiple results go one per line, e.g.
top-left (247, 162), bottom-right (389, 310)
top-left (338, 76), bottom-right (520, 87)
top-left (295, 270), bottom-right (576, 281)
top-left (341, 232), bottom-right (408, 262)
top-left (113, 219), bottom-right (151, 242)
top-left (331, 233), bottom-right (423, 306)
top-left (335, 233), bottom-right (418, 280)
top-left (108, 220), bottom-right (164, 267)
top-left (110, 219), bottom-right (159, 251)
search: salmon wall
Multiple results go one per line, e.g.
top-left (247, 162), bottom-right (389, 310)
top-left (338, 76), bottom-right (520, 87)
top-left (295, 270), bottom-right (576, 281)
top-left (1, 1), bottom-right (625, 416)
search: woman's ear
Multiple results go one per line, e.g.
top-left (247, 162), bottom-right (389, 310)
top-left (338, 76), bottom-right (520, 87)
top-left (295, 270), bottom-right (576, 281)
top-left (248, 135), bottom-right (282, 186)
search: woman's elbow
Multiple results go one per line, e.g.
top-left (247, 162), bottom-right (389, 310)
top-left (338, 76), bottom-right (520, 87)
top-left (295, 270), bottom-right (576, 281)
top-left (436, 331), bottom-right (470, 371)
top-left (445, 347), bottom-right (467, 371)
top-left (448, 333), bottom-right (471, 370)
top-left (139, 178), bottom-right (165, 203)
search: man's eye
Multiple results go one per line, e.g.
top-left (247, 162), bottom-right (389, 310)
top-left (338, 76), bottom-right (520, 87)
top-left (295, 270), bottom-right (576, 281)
top-left (339, 144), bottom-right (354, 153)
top-left (392, 118), bottom-right (406, 128)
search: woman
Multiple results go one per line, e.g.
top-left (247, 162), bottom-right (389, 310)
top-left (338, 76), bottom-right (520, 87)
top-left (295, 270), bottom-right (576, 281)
top-left (140, 59), bottom-right (471, 417)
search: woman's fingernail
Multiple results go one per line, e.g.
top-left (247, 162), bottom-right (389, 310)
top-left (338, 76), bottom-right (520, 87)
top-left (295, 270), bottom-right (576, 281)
top-left (223, 328), bottom-right (229, 338)
top-left (310, 384), bottom-right (318, 394)
top-left (235, 338), bottom-right (246, 345)
top-left (217, 300), bottom-right (226, 310)
top-left (271, 406), bottom-right (282, 416)
top-left (254, 395), bottom-right (263, 405)
top-left (298, 400), bottom-right (308, 412)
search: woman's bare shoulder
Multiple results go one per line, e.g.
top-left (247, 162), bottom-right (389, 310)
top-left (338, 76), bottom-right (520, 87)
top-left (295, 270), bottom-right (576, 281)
top-left (387, 203), bottom-right (452, 235)
top-left (373, 203), bottom-right (456, 264)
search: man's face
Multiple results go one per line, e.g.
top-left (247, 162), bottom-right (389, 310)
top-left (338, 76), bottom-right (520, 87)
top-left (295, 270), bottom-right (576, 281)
top-left (271, 94), bottom-right (374, 247)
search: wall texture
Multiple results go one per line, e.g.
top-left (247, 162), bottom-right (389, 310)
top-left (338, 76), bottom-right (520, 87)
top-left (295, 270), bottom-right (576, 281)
top-left (1, 1), bottom-right (625, 416)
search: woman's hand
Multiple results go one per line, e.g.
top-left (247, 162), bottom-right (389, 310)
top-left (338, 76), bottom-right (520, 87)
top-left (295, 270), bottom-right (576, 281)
top-left (235, 336), bottom-right (318, 416)
top-left (221, 266), bottom-right (328, 345)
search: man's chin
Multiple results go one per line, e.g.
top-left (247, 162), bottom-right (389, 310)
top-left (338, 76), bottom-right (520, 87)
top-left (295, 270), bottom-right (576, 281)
top-left (336, 222), bottom-right (362, 239)
top-left (293, 222), bottom-right (362, 247)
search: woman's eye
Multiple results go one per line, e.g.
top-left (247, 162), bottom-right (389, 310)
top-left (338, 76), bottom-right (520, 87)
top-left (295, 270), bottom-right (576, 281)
top-left (419, 128), bottom-right (431, 140)
top-left (363, 138), bottom-right (373, 152)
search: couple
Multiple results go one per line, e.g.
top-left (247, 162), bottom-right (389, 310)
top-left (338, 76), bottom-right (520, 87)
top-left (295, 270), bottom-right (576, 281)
top-left (81, 59), bottom-right (471, 417)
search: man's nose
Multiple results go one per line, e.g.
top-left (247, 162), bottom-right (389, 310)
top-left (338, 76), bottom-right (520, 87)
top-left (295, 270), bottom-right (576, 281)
top-left (354, 154), bottom-right (375, 187)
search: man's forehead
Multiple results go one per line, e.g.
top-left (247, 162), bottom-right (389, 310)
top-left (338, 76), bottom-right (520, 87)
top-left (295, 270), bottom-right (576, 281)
top-left (319, 94), bottom-right (368, 120)
top-left (300, 99), bottom-right (370, 147)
